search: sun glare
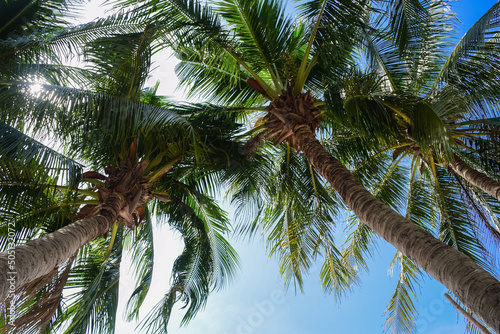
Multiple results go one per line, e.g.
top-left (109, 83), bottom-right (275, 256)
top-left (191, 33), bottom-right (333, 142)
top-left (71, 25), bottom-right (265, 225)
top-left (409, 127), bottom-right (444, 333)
top-left (30, 83), bottom-right (43, 94)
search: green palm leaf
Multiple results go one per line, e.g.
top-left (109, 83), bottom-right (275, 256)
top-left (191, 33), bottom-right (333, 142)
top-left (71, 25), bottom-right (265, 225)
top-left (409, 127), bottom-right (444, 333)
top-left (60, 229), bottom-right (124, 334)
top-left (123, 212), bottom-right (154, 321)
top-left (138, 180), bottom-right (239, 333)
top-left (432, 1), bottom-right (500, 102)
top-left (384, 252), bottom-right (422, 334)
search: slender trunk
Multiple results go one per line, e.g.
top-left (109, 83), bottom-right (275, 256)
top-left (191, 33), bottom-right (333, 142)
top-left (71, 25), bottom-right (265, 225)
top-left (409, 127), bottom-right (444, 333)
top-left (448, 155), bottom-right (500, 202)
top-left (0, 193), bottom-right (125, 301)
top-left (294, 124), bottom-right (500, 333)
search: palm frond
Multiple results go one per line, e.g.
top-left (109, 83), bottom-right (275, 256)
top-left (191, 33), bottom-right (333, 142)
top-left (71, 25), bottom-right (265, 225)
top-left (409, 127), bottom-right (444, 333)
top-left (0, 10), bottom-right (151, 61)
top-left (137, 178), bottom-right (238, 332)
top-left (360, 27), bottom-right (406, 91)
top-left (0, 121), bottom-right (83, 183)
top-left (384, 252), bottom-right (422, 334)
top-left (233, 145), bottom-right (341, 291)
top-left (0, 0), bottom-right (71, 40)
top-left (215, 0), bottom-right (295, 90)
top-left (1, 83), bottom-right (196, 168)
top-left (432, 1), bottom-right (500, 103)
top-left (60, 229), bottom-right (123, 334)
top-left (295, 0), bottom-right (364, 93)
top-left (83, 26), bottom-right (157, 101)
top-left (319, 244), bottom-right (359, 300)
top-left (123, 211), bottom-right (154, 321)
top-left (174, 51), bottom-right (264, 105)
top-left (0, 142), bottom-right (86, 252)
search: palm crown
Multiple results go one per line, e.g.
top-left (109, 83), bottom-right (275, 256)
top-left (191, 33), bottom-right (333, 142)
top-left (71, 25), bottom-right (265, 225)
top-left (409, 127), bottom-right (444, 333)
top-left (0, 1), bottom-right (243, 333)
top-left (113, 0), bottom-right (500, 331)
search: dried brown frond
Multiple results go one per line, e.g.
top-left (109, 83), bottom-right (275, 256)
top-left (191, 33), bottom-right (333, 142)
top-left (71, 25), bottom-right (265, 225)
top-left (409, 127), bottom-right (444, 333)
top-left (0, 256), bottom-right (76, 333)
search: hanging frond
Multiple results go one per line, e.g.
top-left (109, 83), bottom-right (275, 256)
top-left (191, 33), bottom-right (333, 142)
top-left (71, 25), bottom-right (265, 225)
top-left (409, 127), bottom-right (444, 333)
top-left (123, 210), bottom-right (154, 321)
top-left (0, 122), bottom-right (83, 184)
top-left (384, 252), bottom-right (422, 334)
top-left (138, 178), bottom-right (239, 333)
top-left (59, 229), bottom-right (124, 334)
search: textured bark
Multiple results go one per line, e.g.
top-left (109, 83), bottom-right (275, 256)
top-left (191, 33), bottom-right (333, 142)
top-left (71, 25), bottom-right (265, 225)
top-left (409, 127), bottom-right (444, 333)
top-left (293, 124), bottom-right (500, 333)
top-left (448, 155), bottom-right (500, 202)
top-left (0, 192), bottom-right (125, 301)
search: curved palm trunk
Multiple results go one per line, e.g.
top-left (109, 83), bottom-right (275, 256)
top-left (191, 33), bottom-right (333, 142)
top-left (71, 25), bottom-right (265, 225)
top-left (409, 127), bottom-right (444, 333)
top-left (0, 193), bottom-right (125, 301)
top-left (294, 124), bottom-right (500, 333)
top-left (448, 155), bottom-right (500, 202)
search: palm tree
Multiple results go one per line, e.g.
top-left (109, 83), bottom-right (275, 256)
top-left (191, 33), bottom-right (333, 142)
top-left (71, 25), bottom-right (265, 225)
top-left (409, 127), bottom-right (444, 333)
top-left (329, 3), bottom-right (500, 329)
top-left (114, 0), bottom-right (500, 330)
top-left (322, 122), bottom-right (499, 332)
top-left (0, 3), bottom-right (241, 332)
top-left (335, 1), bottom-right (500, 203)
top-left (0, 104), bottom-right (241, 333)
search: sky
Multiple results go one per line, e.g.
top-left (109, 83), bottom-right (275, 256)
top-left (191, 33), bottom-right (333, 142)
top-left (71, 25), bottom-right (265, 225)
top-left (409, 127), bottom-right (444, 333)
top-left (71, 1), bottom-right (498, 333)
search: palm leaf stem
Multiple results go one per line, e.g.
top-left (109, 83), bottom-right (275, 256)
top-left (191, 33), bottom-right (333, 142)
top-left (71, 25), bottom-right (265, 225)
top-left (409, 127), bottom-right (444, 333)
top-left (294, 0), bottom-right (327, 95)
top-left (170, 1), bottom-right (278, 99)
top-left (308, 160), bottom-right (319, 202)
top-left (454, 132), bottom-right (495, 137)
top-left (235, 123), bottom-right (265, 140)
top-left (227, 0), bottom-right (281, 89)
top-left (410, 156), bottom-right (420, 184)
top-left (16, 199), bottom-right (100, 224)
top-left (381, 101), bottom-right (411, 123)
top-left (286, 142), bottom-right (291, 167)
top-left (82, 178), bottom-right (106, 187)
top-left (151, 190), bottom-right (170, 197)
top-left (362, 29), bottom-right (397, 90)
top-left (428, 155), bottom-right (438, 180)
top-left (104, 222), bottom-right (119, 261)
top-left (444, 293), bottom-right (492, 334)
top-left (0, 1), bottom-right (38, 36)
top-left (0, 183), bottom-right (98, 199)
top-left (301, 53), bottom-right (319, 90)
top-left (237, 106), bottom-right (268, 112)
top-left (149, 156), bottom-right (183, 183)
top-left (359, 143), bottom-right (413, 162)
top-left (227, 49), bottom-right (278, 99)
top-left (457, 119), bottom-right (499, 126)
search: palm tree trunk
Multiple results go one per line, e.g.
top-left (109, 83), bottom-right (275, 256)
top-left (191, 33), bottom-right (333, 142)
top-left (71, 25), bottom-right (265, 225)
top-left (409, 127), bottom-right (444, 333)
top-left (0, 192), bottom-right (125, 301)
top-left (294, 124), bottom-right (500, 333)
top-left (448, 155), bottom-right (500, 202)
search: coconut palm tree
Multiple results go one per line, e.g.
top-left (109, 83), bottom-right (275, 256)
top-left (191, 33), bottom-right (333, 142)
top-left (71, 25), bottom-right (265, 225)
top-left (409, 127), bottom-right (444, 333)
top-left (113, 0), bottom-right (500, 330)
top-left (0, 103), bottom-right (241, 333)
top-left (328, 3), bottom-right (500, 329)
top-left (0, 3), bottom-right (241, 332)
top-left (320, 121), bottom-right (499, 332)
top-left (334, 1), bottom-right (500, 202)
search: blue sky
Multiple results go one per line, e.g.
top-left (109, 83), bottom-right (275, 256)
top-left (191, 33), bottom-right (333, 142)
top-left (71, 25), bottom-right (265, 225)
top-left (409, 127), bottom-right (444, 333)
top-left (75, 1), bottom-right (497, 333)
